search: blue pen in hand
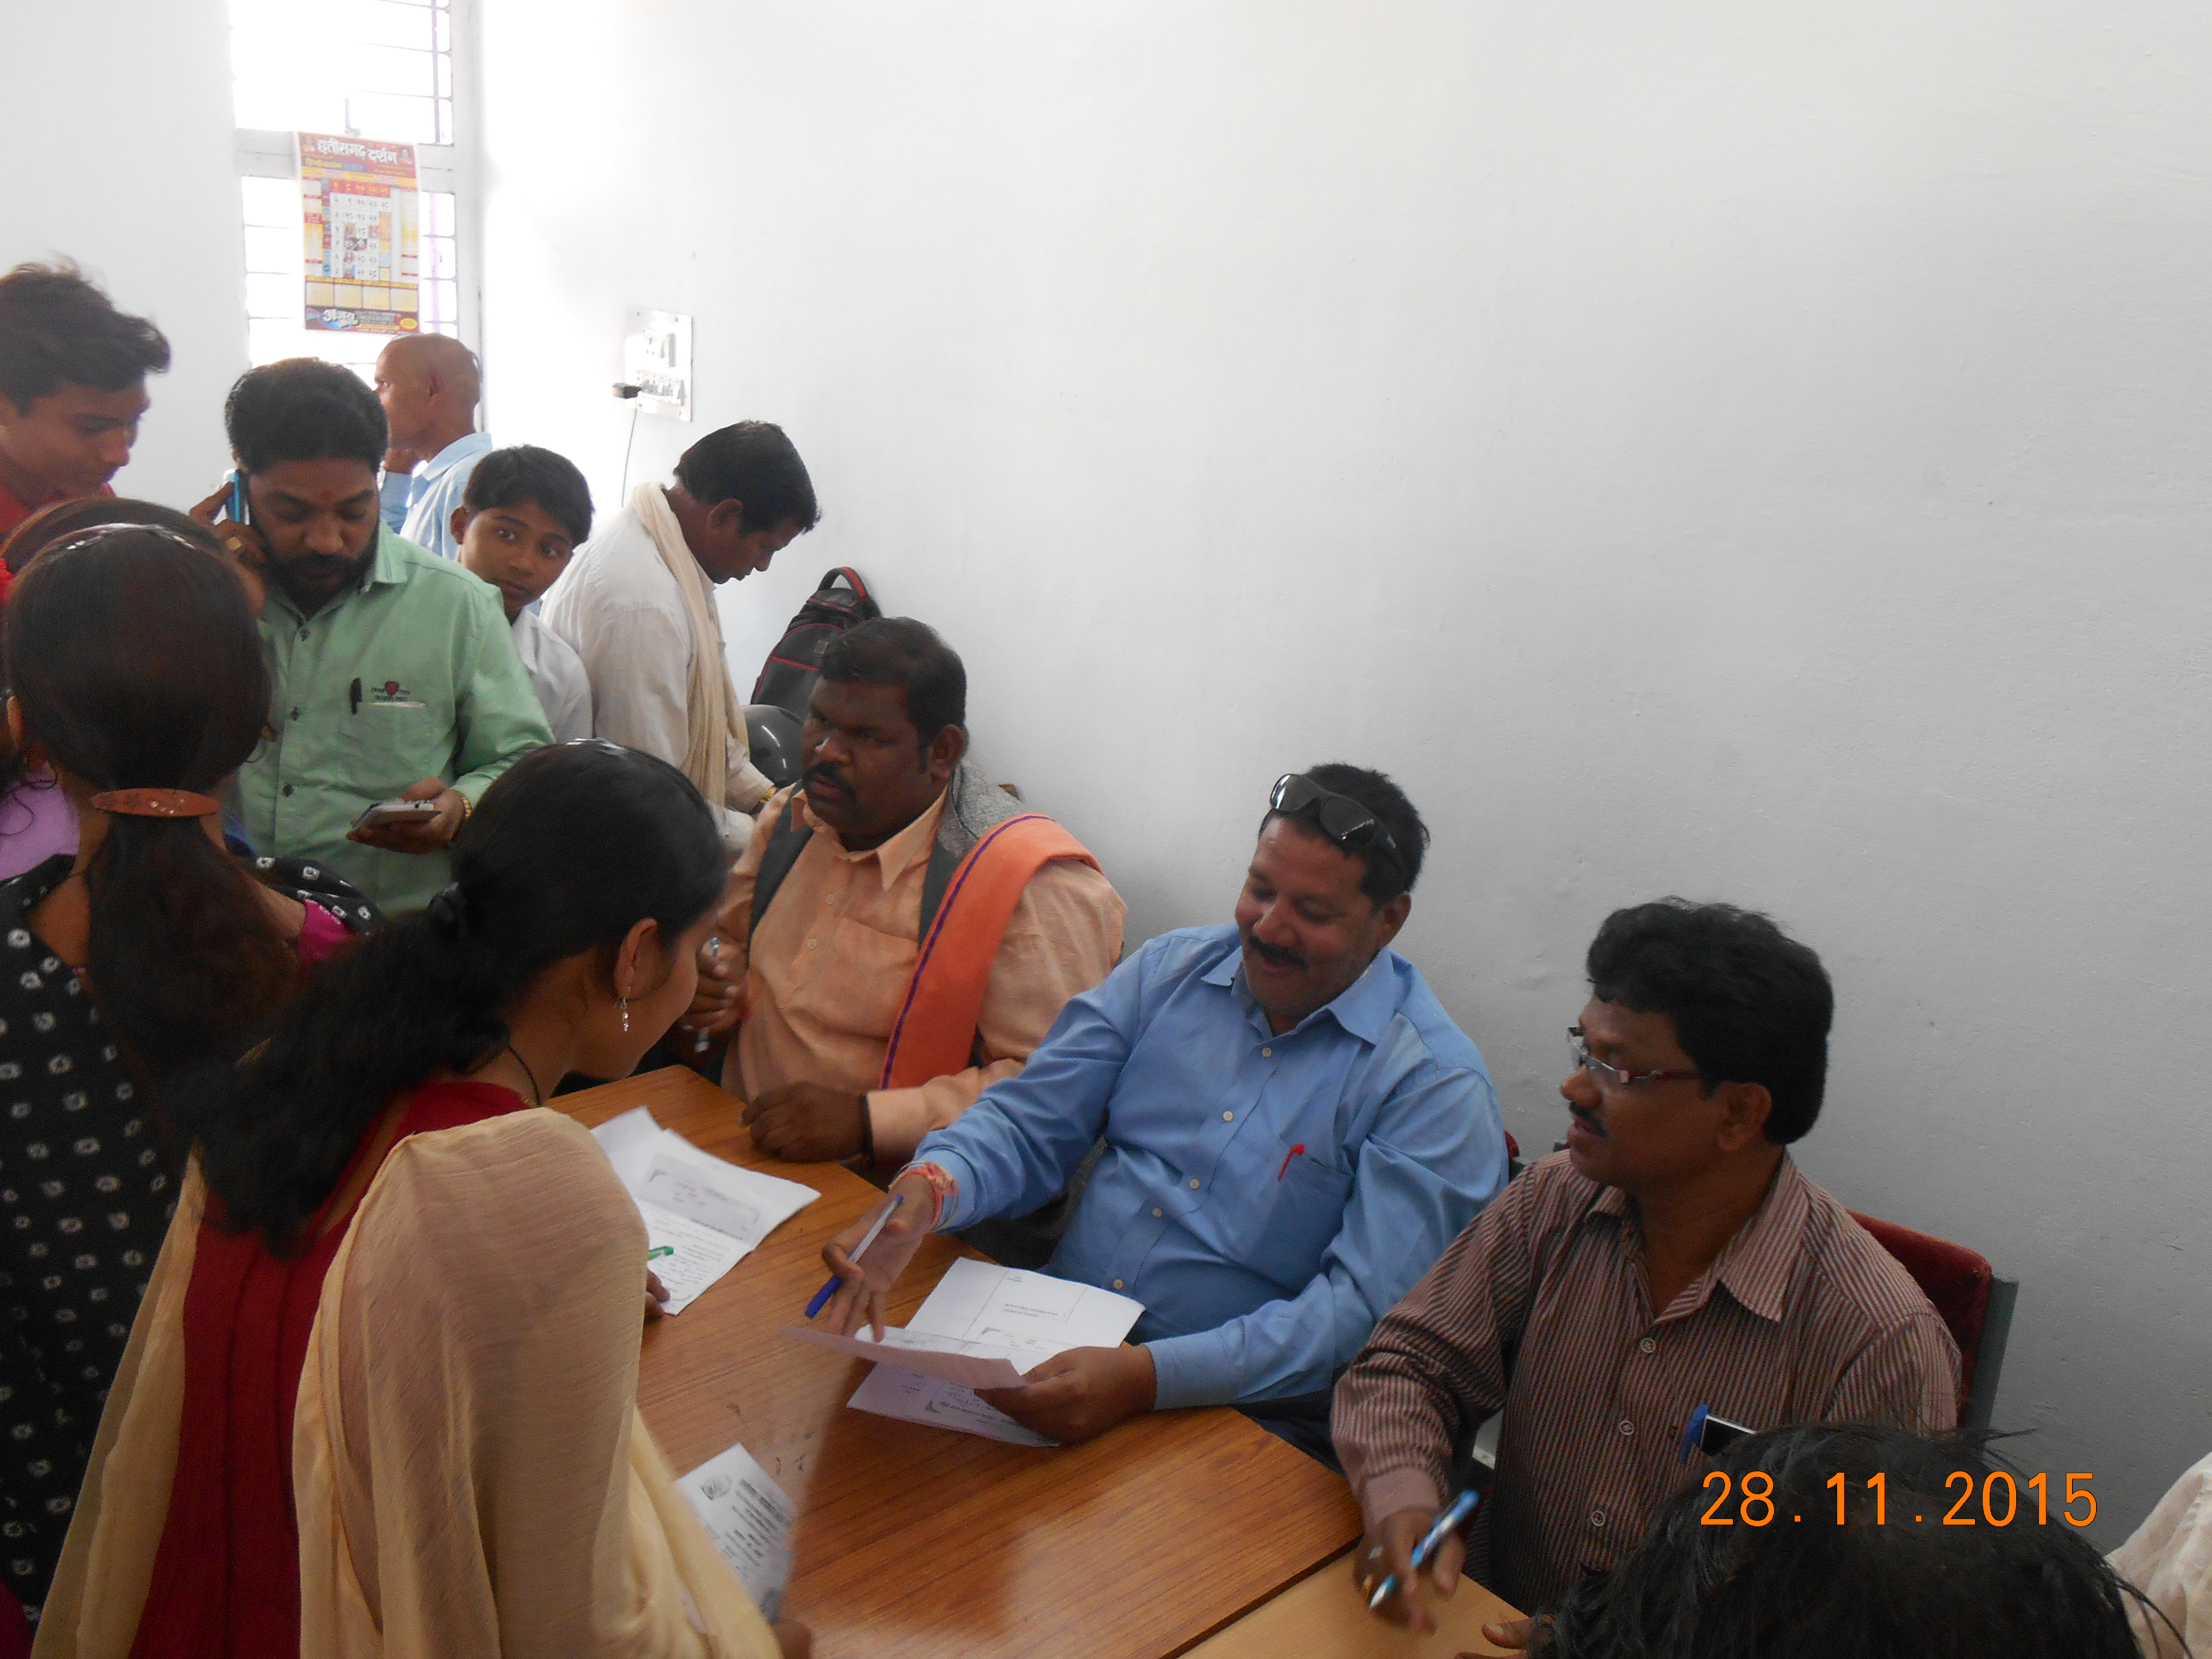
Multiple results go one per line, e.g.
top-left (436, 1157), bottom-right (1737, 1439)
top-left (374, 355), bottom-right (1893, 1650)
top-left (1368, 1487), bottom-right (1481, 1612)
top-left (803, 1194), bottom-right (904, 1320)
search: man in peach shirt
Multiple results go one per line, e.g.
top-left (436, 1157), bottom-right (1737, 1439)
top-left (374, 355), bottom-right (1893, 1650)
top-left (688, 617), bottom-right (1125, 1172)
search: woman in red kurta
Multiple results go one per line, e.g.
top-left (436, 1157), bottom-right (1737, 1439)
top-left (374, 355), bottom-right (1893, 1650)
top-left (39, 742), bottom-right (802, 1659)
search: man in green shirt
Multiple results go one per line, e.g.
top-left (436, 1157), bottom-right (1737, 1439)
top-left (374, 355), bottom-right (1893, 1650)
top-left (204, 357), bottom-right (551, 915)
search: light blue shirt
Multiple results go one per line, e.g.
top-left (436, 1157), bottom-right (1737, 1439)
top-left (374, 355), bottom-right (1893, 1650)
top-left (916, 923), bottom-right (1510, 1410)
top-left (377, 430), bottom-right (494, 558)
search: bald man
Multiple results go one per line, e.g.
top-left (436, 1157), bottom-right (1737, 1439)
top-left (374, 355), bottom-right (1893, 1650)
top-left (374, 332), bottom-right (492, 558)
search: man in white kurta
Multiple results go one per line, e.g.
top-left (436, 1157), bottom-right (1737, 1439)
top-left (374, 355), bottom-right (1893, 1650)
top-left (543, 422), bottom-right (818, 848)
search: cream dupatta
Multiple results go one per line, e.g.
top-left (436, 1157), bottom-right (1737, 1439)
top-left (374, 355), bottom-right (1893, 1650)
top-left (630, 484), bottom-right (777, 822)
top-left (36, 1110), bottom-right (778, 1659)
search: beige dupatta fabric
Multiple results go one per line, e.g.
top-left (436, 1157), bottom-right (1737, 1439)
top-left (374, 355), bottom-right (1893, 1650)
top-left (631, 483), bottom-right (776, 820)
top-left (35, 1110), bottom-right (778, 1659)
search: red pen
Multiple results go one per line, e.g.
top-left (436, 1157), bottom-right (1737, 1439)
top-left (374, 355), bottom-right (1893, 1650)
top-left (1276, 1144), bottom-right (1306, 1181)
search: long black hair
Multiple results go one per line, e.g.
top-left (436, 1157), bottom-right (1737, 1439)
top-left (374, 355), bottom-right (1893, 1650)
top-left (166, 741), bottom-right (726, 1252)
top-left (5, 523), bottom-right (295, 1079)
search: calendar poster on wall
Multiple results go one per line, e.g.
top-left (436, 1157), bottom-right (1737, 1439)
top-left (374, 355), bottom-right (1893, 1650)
top-left (297, 132), bottom-right (420, 335)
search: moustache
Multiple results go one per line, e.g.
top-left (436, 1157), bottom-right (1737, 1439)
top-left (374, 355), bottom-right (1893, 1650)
top-left (1246, 935), bottom-right (1308, 972)
top-left (1569, 1103), bottom-right (1607, 1139)
top-left (804, 763), bottom-right (851, 795)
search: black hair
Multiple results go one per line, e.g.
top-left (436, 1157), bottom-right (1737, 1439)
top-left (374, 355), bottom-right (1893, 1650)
top-left (164, 742), bottom-right (726, 1252)
top-left (1585, 899), bottom-right (1832, 1143)
top-left (672, 420), bottom-right (819, 534)
top-left (462, 444), bottom-right (595, 544)
top-left (1535, 1424), bottom-right (2165, 1659)
top-left (1262, 762), bottom-right (1430, 905)
top-left (0, 494), bottom-right (215, 578)
top-left (6, 524), bottom-right (295, 1081)
top-left (223, 357), bottom-right (387, 474)
top-left (0, 261), bottom-right (170, 408)
top-left (818, 617), bottom-right (966, 756)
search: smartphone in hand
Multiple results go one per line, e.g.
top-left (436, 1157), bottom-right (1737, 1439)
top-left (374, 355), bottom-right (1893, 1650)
top-left (352, 799), bottom-right (441, 831)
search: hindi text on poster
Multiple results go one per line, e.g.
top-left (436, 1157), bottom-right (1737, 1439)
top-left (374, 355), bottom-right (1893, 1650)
top-left (297, 132), bottom-right (421, 336)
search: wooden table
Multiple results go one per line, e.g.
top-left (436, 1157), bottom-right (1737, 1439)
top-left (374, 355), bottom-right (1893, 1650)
top-left (561, 1068), bottom-right (1362, 1659)
top-left (1185, 1553), bottom-right (1525, 1659)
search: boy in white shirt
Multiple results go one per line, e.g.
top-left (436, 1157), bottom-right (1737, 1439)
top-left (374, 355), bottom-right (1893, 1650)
top-left (451, 446), bottom-right (594, 743)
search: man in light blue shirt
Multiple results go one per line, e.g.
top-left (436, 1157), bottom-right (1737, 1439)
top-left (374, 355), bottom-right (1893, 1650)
top-left (374, 333), bottom-right (492, 558)
top-left (816, 764), bottom-right (1509, 1454)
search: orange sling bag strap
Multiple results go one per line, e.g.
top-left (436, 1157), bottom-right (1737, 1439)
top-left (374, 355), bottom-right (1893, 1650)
top-left (877, 814), bottom-right (1100, 1091)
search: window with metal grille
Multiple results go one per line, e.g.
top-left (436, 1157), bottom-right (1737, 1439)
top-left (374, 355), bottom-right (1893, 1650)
top-left (228, 0), bottom-right (476, 375)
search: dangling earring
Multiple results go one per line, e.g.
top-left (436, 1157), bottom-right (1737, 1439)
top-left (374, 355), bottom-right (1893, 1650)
top-left (620, 995), bottom-right (630, 1034)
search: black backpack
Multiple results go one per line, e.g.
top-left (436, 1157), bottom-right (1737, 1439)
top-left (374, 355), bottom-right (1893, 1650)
top-left (749, 567), bottom-right (880, 719)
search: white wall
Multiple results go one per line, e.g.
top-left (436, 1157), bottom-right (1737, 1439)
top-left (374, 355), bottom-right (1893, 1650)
top-left (0, 0), bottom-right (246, 506)
top-left (480, 2), bottom-right (2212, 1542)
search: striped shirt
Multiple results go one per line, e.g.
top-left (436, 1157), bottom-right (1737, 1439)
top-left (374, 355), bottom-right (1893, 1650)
top-left (1332, 1152), bottom-right (1959, 1612)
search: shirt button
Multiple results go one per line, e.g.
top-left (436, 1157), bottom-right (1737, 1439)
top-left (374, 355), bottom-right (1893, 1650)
top-left (1638, 1337), bottom-right (1656, 1354)
top-left (1188, 1178), bottom-right (1200, 1189)
top-left (1618, 1419), bottom-right (1634, 1437)
top-left (282, 785), bottom-right (294, 797)
top-left (1111, 1279), bottom-right (1124, 1290)
top-left (1151, 1207), bottom-right (1162, 1218)
top-left (296, 627), bottom-right (309, 641)
top-left (289, 708), bottom-right (301, 720)
top-left (1589, 1510), bottom-right (1606, 1529)
top-left (1221, 1111), bottom-right (1234, 1121)
top-left (1261, 1047), bottom-right (1273, 1058)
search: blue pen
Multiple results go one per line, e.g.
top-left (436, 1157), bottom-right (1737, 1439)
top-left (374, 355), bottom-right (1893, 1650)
top-left (803, 1194), bottom-right (903, 1319)
top-left (1367, 1486), bottom-right (1481, 1610)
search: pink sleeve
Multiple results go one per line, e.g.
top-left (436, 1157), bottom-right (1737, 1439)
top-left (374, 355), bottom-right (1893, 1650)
top-left (295, 901), bottom-right (352, 967)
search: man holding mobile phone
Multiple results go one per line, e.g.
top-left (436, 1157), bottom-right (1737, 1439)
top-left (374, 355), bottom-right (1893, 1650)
top-left (191, 358), bottom-right (550, 915)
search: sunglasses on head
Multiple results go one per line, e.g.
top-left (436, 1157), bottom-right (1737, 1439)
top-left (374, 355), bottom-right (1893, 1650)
top-left (1268, 773), bottom-right (1404, 875)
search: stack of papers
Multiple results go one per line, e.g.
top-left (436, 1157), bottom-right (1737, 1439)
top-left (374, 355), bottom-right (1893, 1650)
top-left (677, 1439), bottom-right (794, 1621)
top-left (783, 1259), bottom-right (1142, 1446)
top-left (592, 1106), bottom-right (817, 1314)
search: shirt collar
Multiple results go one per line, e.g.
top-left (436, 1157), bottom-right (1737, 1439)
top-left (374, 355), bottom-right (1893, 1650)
top-left (416, 430), bottom-right (493, 482)
top-left (1592, 1153), bottom-right (1808, 1324)
top-left (1200, 941), bottom-right (1400, 1045)
top-left (264, 526), bottom-right (406, 624)
top-left (799, 786), bottom-right (949, 891)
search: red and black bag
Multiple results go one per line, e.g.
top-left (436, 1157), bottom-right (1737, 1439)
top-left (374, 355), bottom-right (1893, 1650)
top-left (749, 567), bottom-right (880, 719)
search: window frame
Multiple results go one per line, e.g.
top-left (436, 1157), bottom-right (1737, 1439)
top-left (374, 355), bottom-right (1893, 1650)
top-left (229, 0), bottom-right (483, 373)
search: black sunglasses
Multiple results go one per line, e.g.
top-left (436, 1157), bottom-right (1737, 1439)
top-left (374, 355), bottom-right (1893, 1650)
top-left (1268, 773), bottom-right (1404, 875)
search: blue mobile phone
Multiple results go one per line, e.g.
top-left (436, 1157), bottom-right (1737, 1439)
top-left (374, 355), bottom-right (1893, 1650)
top-left (225, 469), bottom-right (250, 525)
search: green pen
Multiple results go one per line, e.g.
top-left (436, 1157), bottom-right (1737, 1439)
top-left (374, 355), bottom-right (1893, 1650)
top-left (646, 1245), bottom-right (675, 1261)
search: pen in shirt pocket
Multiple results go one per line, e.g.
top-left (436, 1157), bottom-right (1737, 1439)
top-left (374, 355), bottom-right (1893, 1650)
top-left (1276, 1143), bottom-right (1307, 1181)
top-left (349, 677), bottom-right (362, 715)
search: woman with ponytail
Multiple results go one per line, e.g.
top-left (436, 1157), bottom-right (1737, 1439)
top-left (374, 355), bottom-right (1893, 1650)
top-left (38, 740), bottom-right (802, 1659)
top-left (0, 521), bottom-right (374, 1628)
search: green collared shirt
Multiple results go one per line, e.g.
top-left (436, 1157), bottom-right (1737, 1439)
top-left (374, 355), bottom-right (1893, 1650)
top-left (238, 526), bottom-right (553, 915)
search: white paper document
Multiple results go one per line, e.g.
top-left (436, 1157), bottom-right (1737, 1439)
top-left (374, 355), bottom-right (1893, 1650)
top-left (676, 1440), bottom-right (794, 1621)
top-left (590, 1106), bottom-right (817, 1314)
top-left (836, 1260), bottom-right (1142, 1446)
top-left (779, 1322), bottom-right (1027, 1389)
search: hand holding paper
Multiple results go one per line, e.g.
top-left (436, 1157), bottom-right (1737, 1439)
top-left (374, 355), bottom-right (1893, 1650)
top-left (827, 1261), bottom-right (1146, 1446)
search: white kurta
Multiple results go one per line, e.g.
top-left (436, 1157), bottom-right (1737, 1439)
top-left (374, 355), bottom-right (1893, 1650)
top-left (540, 499), bottom-right (772, 843)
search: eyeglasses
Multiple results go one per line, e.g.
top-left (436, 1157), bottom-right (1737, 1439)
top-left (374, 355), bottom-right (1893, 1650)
top-left (1568, 1026), bottom-right (1705, 1091)
top-left (1269, 773), bottom-right (1404, 874)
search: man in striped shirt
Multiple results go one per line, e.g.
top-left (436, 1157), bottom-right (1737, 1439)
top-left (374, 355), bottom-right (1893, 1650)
top-left (1334, 899), bottom-right (1958, 1640)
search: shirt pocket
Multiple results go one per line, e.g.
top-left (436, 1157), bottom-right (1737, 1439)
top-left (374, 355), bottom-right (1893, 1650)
top-left (341, 696), bottom-right (455, 795)
top-left (1232, 1143), bottom-right (1354, 1294)
top-left (776, 911), bottom-right (916, 1045)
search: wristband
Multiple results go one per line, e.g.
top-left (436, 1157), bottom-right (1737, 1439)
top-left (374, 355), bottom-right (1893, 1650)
top-left (899, 1161), bottom-right (959, 1229)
